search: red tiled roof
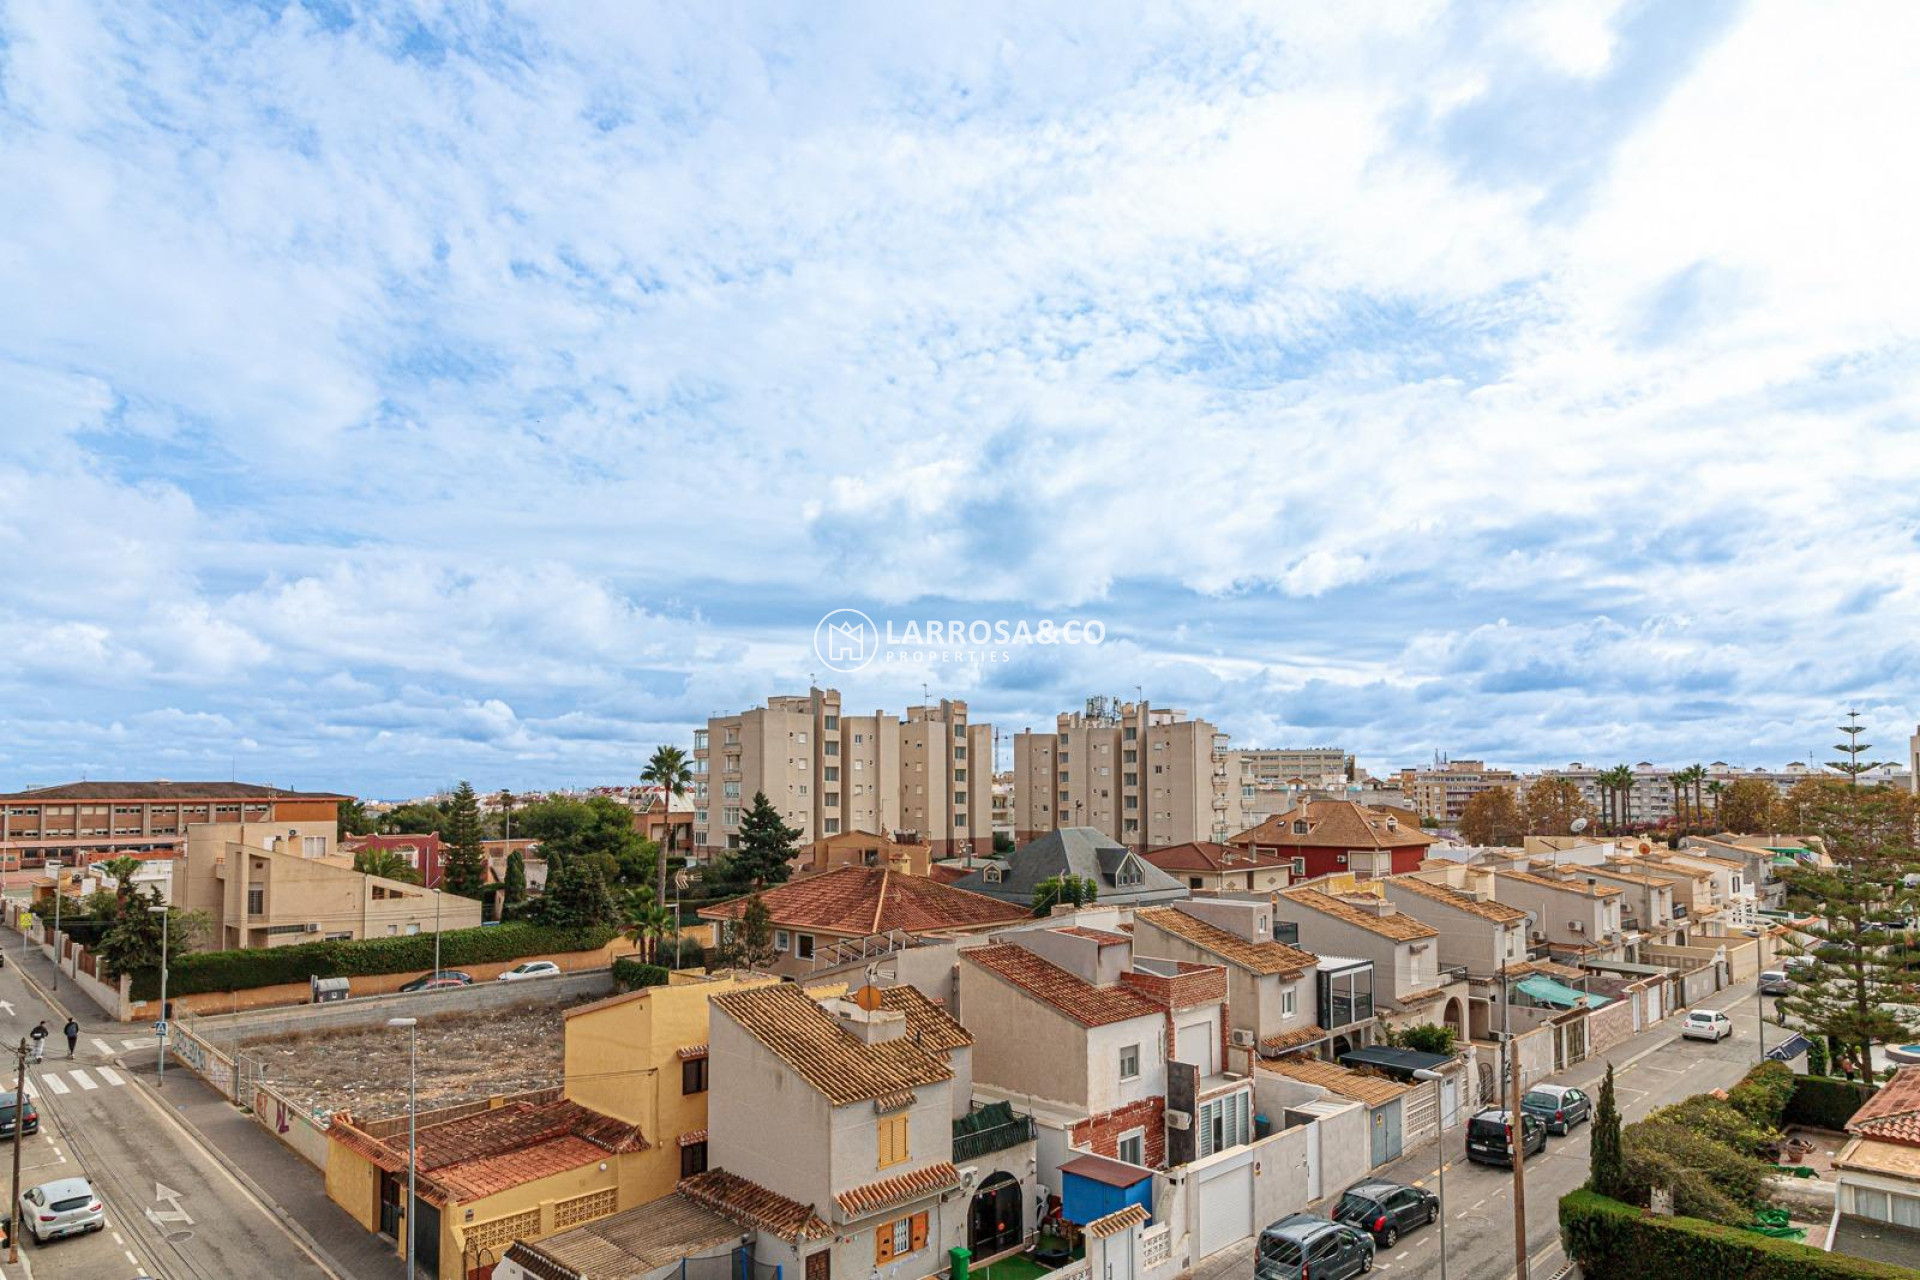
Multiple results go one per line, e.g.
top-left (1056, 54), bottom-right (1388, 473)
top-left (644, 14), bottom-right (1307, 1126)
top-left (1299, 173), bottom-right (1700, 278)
top-left (327, 1114), bottom-right (407, 1173)
top-left (835, 1162), bottom-right (960, 1218)
top-left (328, 1098), bottom-right (645, 1204)
top-left (927, 865), bottom-right (972, 885)
top-left (1258, 1024), bottom-right (1328, 1055)
top-left (678, 1044), bottom-right (709, 1060)
top-left (962, 944), bottom-right (1163, 1027)
top-left (1258, 1057), bottom-right (1409, 1106)
top-left (430, 1136), bottom-right (607, 1204)
top-left (679, 1129), bottom-right (709, 1147)
top-left (1848, 1066), bottom-right (1920, 1145)
top-left (1229, 801), bottom-right (1439, 851)
top-left (712, 983), bottom-right (951, 1105)
top-left (1142, 842), bottom-right (1294, 874)
top-left (1385, 875), bottom-right (1527, 924)
top-left (1280, 888), bottom-right (1439, 942)
top-left (680, 1169), bottom-right (831, 1242)
top-left (1391, 986), bottom-right (1451, 1007)
top-left (1057, 926), bottom-right (1131, 946)
top-left (1134, 906), bottom-right (1317, 977)
top-left (878, 985), bottom-right (973, 1051)
top-left (699, 866), bottom-right (1029, 935)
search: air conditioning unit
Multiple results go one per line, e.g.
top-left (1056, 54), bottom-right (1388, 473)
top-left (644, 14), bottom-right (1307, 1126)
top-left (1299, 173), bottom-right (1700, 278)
top-left (305, 922), bottom-right (322, 933)
top-left (1165, 1110), bottom-right (1192, 1131)
top-left (958, 1166), bottom-right (980, 1191)
top-left (1229, 1029), bottom-right (1255, 1048)
top-left (1569, 921), bottom-right (1585, 934)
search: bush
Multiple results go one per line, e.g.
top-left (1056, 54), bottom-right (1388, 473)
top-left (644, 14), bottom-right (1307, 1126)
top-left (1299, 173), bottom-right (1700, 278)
top-left (1620, 1121), bottom-right (1773, 1224)
top-left (1560, 1188), bottom-right (1913, 1278)
top-left (1807, 1037), bottom-right (1829, 1077)
top-left (130, 923), bottom-right (617, 1000)
top-left (659, 936), bottom-right (706, 969)
top-left (613, 958), bottom-right (671, 990)
top-left (1784, 1074), bottom-right (1877, 1131)
top-left (1727, 1061), bottom-right (1796, 1131)
top-left (1642, 1093), bottom-right (1776, 1161)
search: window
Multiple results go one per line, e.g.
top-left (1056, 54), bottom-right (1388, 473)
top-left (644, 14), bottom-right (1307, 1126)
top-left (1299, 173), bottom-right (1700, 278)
top-left (955, 746), bottom-right (966, 760)
top-left (1119, 1044), bottom-right (1140, 1079)
top-left (774, 930), bottom-right (791, 952)
top-left (1190, 877), bottom-right (1203, 889)
top-left (824, 818), bottom-right (840, 834)
top-left (247, 885), bottom-right (264, 915)
top-left (1060, 752), bottom-right (1070, 763)
top-left (824, 792), bottom-right (839, 807)
top-left (1116, 1130), bottom-right (1145, 1165)
top-left (1293, 820), bottom-right (1309, 834)
top-left (854, 733), bottom-right (864, 744)
top-left (824, 742), bottom-right (839, 757)
top-left (1198, 1092), bottom-right (1250, 1157)
top-left (1282, 988), bottom-right (1297, 1017)
top-left (796, 731), bottom-right (808, 744)
top-left (325, 931), bottom-right (353, 941)
top-left (797, 934), bottom-right (815, 960)
top-left (1290, 856), bottom-right (1307, 876)
top-left (825, 767), bottom-right (839, 782)
top-left (723, 807), bottom-right (740, 826)
top-left (954, 769), bottom-right (967, 782)
top-left (406, 923), bottom-right (422, 936)
top-left (955, 793), bottom-right (967, 808)
top-left (682, 1057), bottom-right (709, 1094)
top-left (824, 715), bottom-right (839, 730)
top-left (695, 809), bottom-right (708, 825)
top-left (723, 782), bottom-right (741, 799)
top-left (680, 1140), bottom-right (709, 1178)
top-left (302, 835), bottom-right (326, 857)
top-left (874, 1213), bottom-right (928, 1265)
top-left (694, 730), bottom-right (709, 750)
top-left (878, 1114), bottom-right (909, 1167)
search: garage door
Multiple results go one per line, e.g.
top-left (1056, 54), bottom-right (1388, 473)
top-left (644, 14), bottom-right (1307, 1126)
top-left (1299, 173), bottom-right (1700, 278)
top-left (1195, 1158), bottom-right (1253, 1259)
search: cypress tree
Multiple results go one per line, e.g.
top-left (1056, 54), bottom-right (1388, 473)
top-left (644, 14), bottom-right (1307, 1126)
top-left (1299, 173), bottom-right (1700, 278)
top-left (1590, 1062), bottom-right (1625, 1199)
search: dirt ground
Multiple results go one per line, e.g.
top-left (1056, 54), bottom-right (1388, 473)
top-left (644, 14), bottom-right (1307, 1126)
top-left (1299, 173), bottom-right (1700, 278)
top-left (243, 996), bottom-right (597, 1118)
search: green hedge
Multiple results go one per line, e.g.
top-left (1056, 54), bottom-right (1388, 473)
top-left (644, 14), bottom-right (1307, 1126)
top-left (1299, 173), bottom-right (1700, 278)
top-left (1784, 1074), bottom-right (1876, 1131)
top-left (1560, 1189), bottom-right (1912, 1278)
top-left (130, 923), bottom-right (617, 1000)
top-left (613, 958), bottom-right (671, 990)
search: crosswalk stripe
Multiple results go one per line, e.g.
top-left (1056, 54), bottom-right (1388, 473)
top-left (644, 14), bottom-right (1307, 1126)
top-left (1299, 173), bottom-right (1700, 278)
top-left (70, 1069), bottom-right (97, 1091)
top-left (120, 1039), bottom-right (146, 1051)
top-left (91, 1038), bottom-right (113, 1056)
top-left (41, 1074), bottom-right (68, 1095)
top-left (97, 1067), bottom-right (123, 1087)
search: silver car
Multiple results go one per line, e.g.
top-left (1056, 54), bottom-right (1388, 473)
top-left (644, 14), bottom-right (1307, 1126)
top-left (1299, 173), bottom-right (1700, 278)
top-left (18, 1177), bottom-right (104, 1244)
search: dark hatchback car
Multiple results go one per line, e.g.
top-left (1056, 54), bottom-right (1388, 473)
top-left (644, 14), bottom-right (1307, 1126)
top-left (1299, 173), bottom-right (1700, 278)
top-left (1254, 1213), bottom-right (1375, 1279)
top-left (1465, 1107), bottom-right (1547, 1167)
top-left (1521, 1084), bottom-right (1591, 1136)
top-left (0, 1092), bottom-right (37, 1140)
top-left (399, 970), bottom-right (474, 993)
top-left (1334, 1178), bottom-right (1439, 1248)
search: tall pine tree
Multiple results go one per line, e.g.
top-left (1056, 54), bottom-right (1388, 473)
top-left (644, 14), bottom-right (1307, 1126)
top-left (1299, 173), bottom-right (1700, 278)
top-left (731, 791), bottom-right (800, 888)
top-left (1589, 1062), bottom-right (1625, 1200)
top-left (441, 780), bottom-right (488, 900)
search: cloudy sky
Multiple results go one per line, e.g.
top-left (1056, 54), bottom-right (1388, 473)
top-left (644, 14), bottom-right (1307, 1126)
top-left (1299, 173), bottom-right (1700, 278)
top-left (3, 0), bottom-right (1918, 798)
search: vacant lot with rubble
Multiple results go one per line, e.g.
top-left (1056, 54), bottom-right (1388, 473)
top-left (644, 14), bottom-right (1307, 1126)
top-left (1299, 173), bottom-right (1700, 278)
top-left (243, 995), bottom-right (599, 1119)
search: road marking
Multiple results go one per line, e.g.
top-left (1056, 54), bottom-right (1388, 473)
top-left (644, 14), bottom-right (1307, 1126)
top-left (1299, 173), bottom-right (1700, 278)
top-left (70, 1069), bottom-right (97, 1091)
top-left (113, 1231), bottom-right (123, 1243)
top-left (1394, 1250), bottom-right (1409, 1260)
top-left (41, 1074), bottom-right (68, 1095)
top-left (126, 1250), bottom-right (139, 1266)
top-left (144, 1180), bottom-right (193, 1228)
top-left (97, 1066), bottom-right (123, 1086)
top-left (119, 1038), bottom-right (146, 1050)
top-left (90, 1038), bottom-right (113, 1056)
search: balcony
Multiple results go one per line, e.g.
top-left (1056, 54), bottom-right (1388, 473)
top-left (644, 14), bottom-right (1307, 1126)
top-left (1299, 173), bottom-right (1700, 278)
top-left (1437, 964), bottom-right (1469, 985)
top-left (1673, 903), bottom-right (1688, 919)
top-left (952, 1103), bottom-right (1035, 1161)
top-left (1327, 995), bottom-right (1374, 1028)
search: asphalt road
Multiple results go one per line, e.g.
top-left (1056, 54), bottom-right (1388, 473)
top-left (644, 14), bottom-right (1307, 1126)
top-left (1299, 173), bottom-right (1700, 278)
top-left (1198, 976), bottom-right (1774, 1280)
top-left (0, 951), bottom-right (332, 1280)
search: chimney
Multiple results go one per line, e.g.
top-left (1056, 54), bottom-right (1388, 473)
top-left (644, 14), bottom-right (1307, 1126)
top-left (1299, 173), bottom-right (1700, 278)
top-left (829, 999), bottom-right (908, 1045)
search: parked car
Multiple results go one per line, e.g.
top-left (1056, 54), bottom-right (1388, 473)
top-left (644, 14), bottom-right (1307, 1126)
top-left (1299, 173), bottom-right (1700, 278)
top-left (16, 1178), bottom-right (104, 1244)
top-left (1333, 1178), bottom-right (1438, 1248)
top-left (1255, 1213), bottom-right (1375, 1279)
top-left (1465, 1108), bottom-right (1547, 1167)
top-left (399, 970), bottom-right (474, 993)
top-left (0, 1091), bottom-right (37, 1140)
top-left (497, 961), bottom-right (562, 982)
top-left (1682, 1009), bottom-right (1734, 1041)
top-left (1758, 970), bottom-right (1793, 996)
top-left (1521, 1084), bottom-right (1591, 1136)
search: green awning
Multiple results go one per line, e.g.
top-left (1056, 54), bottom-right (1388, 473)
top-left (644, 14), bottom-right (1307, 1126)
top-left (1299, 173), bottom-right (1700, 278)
top-left (1515, 974), bottom-right (1610, 1009)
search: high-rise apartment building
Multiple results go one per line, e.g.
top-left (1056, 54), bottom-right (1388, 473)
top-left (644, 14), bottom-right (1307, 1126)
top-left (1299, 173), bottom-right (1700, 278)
top-left (1394, 760), bottom-right (1521, 823)
top-left (690, 688), bottom-right (991, 858)
top-left (1231, 747), bottom-right (1350, 790)
top-left (1012, 698), bottom-right (1236, 849)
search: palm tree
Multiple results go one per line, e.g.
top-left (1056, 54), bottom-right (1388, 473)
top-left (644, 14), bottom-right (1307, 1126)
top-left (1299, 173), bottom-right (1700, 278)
top-left (640, 745), bottom-right (694, 962)
top-left (1600, 766), bottom-right (1635, 833)
top-left (1669, 774), bottom-right (1687, 830)
top-left (100, 856), bottom-right (142, 902)
top-left (1705, 779), bottom-right (1725, 826)
top-left (620, 887), bottom-right (673, 964)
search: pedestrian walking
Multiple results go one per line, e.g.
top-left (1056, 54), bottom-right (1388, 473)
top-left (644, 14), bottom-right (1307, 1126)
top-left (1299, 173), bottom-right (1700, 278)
top-left (63, 1017), bottom-right (78, 1059)
top-left (1841, 1054), bottom-right (1858, 1082)
top-left (28, 1020), bottom-right (47, 1064)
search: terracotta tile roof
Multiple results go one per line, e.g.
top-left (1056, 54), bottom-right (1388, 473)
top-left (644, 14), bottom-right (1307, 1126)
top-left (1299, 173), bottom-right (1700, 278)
top-left (1847, 1066), bottom-right (1920, 1145)
top-left (834, 1162), bottom-right (960, 1218)
top-left (1279, 888), bottom-right (1438, 942)
top-left (430, 1136), bottom-right (607, 1204)
top-left (1385, 875), bottom-right (1527, 924)
top-left (1134, 906), bottom-right (1317, 977)
top-left (1499, 868), bottom-right (1621, 896)
top-left (711, 983), bottom-right (951, 1106)
top-left (678, 1044), bottom-right (710, 1060)
top-left (1258, 1057), bottom-right (1409, 1107)
top-left (1258, 1024), bottom-right (1328, 1055)
top-left (927, 864), bottom-right (972, 885)
top-left (679, 1129), bottom-right (708, 1147)
top-left (699, 865), bottom-right (1029, 936)
top-left (1507, 960), bottom-right (1590, 982)
top-left (680, 1169), bottom-right (831, 1243)
top-left (1229, 801), bottom-right (1439, 851)
top-left (1086, 1204), bottom-right (1151, 1238)
top-left (1057, 926), bottom-right (1131, 945)
top-left (962, 944), bottom-right (1164, 1027)
top-left (878, 985), bottom-right (974, 1051)
top-left (327, 1114), bottom-right (407, 1173)
top-left (1141, 843), bottom-right (1293, 874)
top-left (1391, 986), bottom-right (1450, 1007)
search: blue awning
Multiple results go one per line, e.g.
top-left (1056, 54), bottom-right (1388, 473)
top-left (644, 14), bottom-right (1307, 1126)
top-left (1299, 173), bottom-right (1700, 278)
top-left (1514, 974), bottom-right (1609, 1009)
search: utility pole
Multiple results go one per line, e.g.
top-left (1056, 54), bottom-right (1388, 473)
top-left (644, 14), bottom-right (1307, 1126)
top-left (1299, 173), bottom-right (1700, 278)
top-left (8, 1039), bottom-right (24, 1263)
top-left (152, 902), bottom-right (171, 1087)
top-left (1509, 1033), bottom-right (1530, 1280)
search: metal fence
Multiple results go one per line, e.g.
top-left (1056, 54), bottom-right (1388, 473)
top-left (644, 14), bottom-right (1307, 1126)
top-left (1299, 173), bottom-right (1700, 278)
top-left (683, 1247), bottom-right (779, 1280)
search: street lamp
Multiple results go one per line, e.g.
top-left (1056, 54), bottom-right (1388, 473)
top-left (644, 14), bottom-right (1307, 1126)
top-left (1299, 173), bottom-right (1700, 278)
top-left (388, 1016), bottom-right (419, 1280)
top-left (1412, 1068), bottom-right (1450, 1280)
top-left (149, 903), bottom-right (170, 1086)
top-left (44, 862), bottom-right (61, 991)
top-left (432, 889), bottom-right (442, 983)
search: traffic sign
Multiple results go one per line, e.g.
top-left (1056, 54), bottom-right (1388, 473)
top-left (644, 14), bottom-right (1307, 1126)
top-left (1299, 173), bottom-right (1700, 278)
top-left (154, 1021), bottom-right (168, 1038)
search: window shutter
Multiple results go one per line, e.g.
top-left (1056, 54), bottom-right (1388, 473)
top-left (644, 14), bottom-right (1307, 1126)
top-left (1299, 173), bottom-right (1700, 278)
top-left (875, 1225), bottom-right (893, 1265)
top-left (910, 1212), bottom-right (928, 1252)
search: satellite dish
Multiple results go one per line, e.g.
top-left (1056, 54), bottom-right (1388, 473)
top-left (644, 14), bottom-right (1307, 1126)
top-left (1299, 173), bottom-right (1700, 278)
top-left (1570, 818), bottom-right (1589, 834)
top-left (853, 984), bottom-right (885, 1012)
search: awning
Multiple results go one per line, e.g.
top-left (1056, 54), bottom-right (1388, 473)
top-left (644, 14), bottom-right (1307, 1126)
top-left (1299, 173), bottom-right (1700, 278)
top-left (1766, 1033), bottom-right (1813, 1063)
top-left (1515, 974), bottom-right (1610, 1009)
top-left (1336, 1046), bottom-right (1454, 1080)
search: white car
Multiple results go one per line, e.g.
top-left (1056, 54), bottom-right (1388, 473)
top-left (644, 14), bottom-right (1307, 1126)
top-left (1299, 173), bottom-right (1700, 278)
top-left (17, 1177), bottom-right (104, 1244)
top-left (1682, 1009), bottom-right (1733, 1042)
top-left (497, 960), bottom-right (562, 982)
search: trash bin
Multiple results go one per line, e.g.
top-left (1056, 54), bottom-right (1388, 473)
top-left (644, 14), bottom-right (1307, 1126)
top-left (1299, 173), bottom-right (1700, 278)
top-left (949, 1245), bottom-right (970, 1280)
top-left (310, 976), bottom-right (351, 1004)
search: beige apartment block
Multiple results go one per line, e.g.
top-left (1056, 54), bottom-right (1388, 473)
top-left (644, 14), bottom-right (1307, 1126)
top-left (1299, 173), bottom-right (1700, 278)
top-left (178, 822), bottom-right (482, 952)
top-left (692, 688), bottom-right (992, 857)
top-left (1394, 760), bottom-right (1521, 824)
top-left (1012, 699), bottom-right (1237, 850)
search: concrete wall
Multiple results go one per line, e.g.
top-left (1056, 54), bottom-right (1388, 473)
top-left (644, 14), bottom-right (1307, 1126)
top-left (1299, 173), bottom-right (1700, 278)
top-left (252, 1080), bottom-right (333, 1168)
top-left (827, 1082), bottom-right (952, 1203)
top-left (708, 1001), bottom-right (834, 1211)
top-left (960, 960), bottom-right (1118, 1111)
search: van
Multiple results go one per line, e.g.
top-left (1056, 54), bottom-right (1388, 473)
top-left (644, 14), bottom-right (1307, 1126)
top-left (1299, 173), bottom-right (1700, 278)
top-left (1758, 970), bottom-right (1792, 995)
top-left (1466, 1108), bottom-right (1546, 1167)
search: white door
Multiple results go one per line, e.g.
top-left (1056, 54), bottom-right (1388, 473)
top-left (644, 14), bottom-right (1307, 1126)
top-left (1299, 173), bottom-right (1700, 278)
top-left (1195, 1158), bottom-right (1253, 1259)
top-left (1180, 1020), bottom-right (1217, 1074)
top-left (1441, 1076), bottom-right (1459, 1130)
top-left (1098, 1225), bottom-right (1136, 1280)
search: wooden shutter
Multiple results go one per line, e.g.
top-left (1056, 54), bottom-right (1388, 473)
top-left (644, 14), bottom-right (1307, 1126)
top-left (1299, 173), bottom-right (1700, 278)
top-left (875, 1222), bottom-right (893, 1266)
top-left (909, 1212), bottom-right (928, 1252)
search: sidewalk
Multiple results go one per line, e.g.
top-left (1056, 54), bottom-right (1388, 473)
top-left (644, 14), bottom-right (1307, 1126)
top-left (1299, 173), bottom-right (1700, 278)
top-left (4, 930), bottom-right (406, 1280)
